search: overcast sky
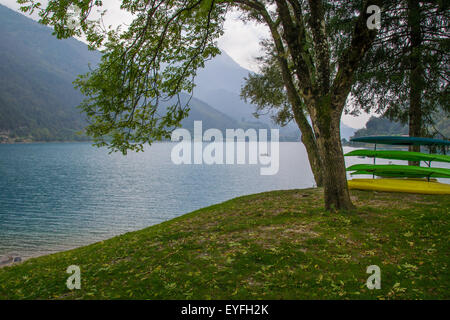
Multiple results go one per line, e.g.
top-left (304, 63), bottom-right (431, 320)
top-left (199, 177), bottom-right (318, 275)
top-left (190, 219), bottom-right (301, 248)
top-left (0, 0), bottom-right (371, 128)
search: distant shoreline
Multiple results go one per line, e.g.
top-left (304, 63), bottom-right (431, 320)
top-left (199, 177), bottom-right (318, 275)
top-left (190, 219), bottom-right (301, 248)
top-left (1, 138), bottom-right (302, 145)
top-left (0, 140), bottom-right (92, 145)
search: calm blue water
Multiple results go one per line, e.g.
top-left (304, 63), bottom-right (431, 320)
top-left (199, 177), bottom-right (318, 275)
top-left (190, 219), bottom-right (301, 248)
top-left (0, 142), bottom-right (318, 259)
top-left (1, 142), bottom-right (448, 259)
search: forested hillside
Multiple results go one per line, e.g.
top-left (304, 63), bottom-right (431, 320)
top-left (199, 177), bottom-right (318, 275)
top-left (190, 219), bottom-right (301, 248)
top-left (0, 5), bottom-right (271, 143)
top-left (0, 4), bottom-right (101, 142)
top-left (350, 115), bottom-right (449, 141)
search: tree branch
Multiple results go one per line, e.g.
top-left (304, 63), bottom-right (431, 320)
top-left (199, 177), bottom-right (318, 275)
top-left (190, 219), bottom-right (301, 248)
top-left (331, 1), bottom-right (381, 112)
top-left (307, 0), bottom-right (330, 94)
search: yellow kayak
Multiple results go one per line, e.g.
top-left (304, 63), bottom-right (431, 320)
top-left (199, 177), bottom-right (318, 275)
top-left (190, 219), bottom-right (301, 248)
top-left (348, 178), bottom-right (450, 195)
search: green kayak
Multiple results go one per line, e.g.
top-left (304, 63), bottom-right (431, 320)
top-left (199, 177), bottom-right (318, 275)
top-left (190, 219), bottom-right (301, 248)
top-left (345, 149), bottom-right (450, 164)
top-left (346, 164), bottom-right (450, 179)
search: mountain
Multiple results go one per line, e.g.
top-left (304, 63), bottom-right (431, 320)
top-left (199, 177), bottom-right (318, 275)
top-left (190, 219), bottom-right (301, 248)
top-left (195, 52), bottom-right (257, 122)
top-left (165, 93), bottom-right (269, 134)
top-left (0, 4), bottom-right (101, 142)
top-left (195, 51), bottom-right (356, 140)
top-left (0, 5), bottom-right (254, 143)
top-left (0, 4), bottom-right (354, 143)
top-left (195, 52), bottom-right (250, 99)
top-left (195, 52), bottom-right (302, 139)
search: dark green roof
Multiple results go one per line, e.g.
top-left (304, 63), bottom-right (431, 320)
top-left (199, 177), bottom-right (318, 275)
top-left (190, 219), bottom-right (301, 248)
top-left (350, 136), bottom-right (450, 146)
top-left (345, 150), bottom-right (450, 163)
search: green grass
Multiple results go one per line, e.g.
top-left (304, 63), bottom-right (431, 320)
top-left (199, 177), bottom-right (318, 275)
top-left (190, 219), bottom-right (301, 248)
top-left (0, 188), bottom-right (449, 299)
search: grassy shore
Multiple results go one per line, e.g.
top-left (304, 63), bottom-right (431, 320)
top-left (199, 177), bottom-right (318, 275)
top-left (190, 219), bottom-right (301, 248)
top-left (0, 188), bottom-right (448, 299)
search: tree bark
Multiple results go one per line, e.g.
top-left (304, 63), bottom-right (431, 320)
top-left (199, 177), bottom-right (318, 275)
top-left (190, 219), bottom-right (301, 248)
top-left (292, 106), bottom-right (323, 187)
top-left (310, 98), bottom-right (355, 211)
top-left (407, 0), bottom-right (424, 166)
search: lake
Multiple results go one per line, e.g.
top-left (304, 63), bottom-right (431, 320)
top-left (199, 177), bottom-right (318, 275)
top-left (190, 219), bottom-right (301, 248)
top-left (0, 142), bottom-right (313, 259)
top-left (0, 142), bottom-right (447, 259)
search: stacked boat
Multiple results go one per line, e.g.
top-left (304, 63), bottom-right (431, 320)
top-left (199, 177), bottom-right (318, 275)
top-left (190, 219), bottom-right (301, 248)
top-left (345, 136), bottom-right (450, 195)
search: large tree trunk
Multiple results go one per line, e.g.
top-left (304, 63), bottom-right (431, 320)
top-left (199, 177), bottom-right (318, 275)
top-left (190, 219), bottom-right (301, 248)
top-left (408, 0), bottom-right (424, 166)
top-left (312, 103), bottom-right (354, 211)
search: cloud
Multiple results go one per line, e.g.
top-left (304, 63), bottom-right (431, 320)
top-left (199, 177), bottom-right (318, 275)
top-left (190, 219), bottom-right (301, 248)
top-left (217, 10), bottom-right (269, 72)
